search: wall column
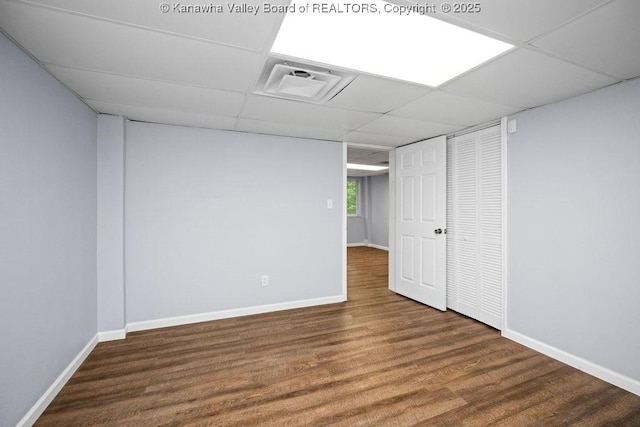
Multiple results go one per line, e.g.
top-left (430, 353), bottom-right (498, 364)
top-left (97, 114), bottom-right (126, 338)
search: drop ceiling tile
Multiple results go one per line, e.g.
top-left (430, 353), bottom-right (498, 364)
top-left (342, 131), bottom-right (416, 147)
top-left (347, 148), bottom-right (379, 162)
top-left (241, 95), bottom-right (380, 130)
top-left (348, 150), bottom-right (390, 165)
top-left (356, 115), bottom-right (462, 140)
top-left (47, 65), bottom-right (245, 117)
top-left (347, 169), bottom-right (388, 177)
top-left (428, 0), bottom-right (608, 42)
top-left (327, 75), bottom-right (430, 113)
top-left (86, 100), bottom-right (237, 131)
top-left (390, 90), bottom-right (522, 126)
top-left (0, 1), bottom-right (262, 91)
top-left (235, 118), bottom-right (346, 141)
top-left (533, 0), bottom-right (640, 80)
top-left (442, 48), bottom-right (616, 108)
top-left (22, 0), bottom-right (288, 52)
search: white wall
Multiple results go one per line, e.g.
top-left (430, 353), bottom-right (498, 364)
top-left (507, 78), bottom-right (640, 388)
top-left (0, 34), bottom-right (97, 427)
top-left (124, 122), bottom-right (344, 324)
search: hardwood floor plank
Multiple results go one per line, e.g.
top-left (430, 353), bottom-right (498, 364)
top-left (35, 247), bottom-right (640, 426)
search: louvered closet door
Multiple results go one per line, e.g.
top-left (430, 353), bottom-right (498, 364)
top-left (446, 125), bottom-right (504, 329)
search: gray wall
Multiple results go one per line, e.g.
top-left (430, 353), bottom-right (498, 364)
top-left (347, 176), bottom-right (366, 245)
top-left (508, 77), bottom-right (640, 382)
top-left (369, 173), bottom-right (389, 248)
top-left (97, 115), bottom-right (125, 332)
top-left (0, 34), bottom-right (97, 427)
top-left (124, 122), bottom-right (344, 323)
top-left (346, 174), bottom-right (389, 248)
top-left (346, 216), bottom-right (366, 244)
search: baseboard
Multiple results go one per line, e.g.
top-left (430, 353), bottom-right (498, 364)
top-left (503, 328), bottom-right (640, 397)
top-left (346, 243), bottom-right (389, 251)
top-left (98, 329), bottom-right (127, 342)
top-left (97, 294), bottom-right (349, 337)
top-left (18, 295), bottom-right (347, 424)
top-left (17, 334), bottom-right (99, 427)
top-left (127, 294), bottom-right (346, 333)
top-left (367, 243), bottom-right (389, 251)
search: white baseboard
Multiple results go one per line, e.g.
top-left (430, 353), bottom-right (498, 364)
top-left (20, 296), bottom-right (347, 424)
top-left (367, 243), bottom-right (389, 251)
top-left (98, 329), bottom-right (127, 342)
top-left (503, 328), bottom-right (640, 397)
top-left (127, 294), bottom-right (346, 333)
top-left (17, 334), bottom-right (99, 427)
top-left (346, 243), bottom-right (389, 251)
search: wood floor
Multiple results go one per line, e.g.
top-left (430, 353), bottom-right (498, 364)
top-left (37, 247), bottom-right (640, 426)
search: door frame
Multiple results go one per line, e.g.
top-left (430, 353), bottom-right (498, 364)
top-left (500, 117), bottom-right (509, 331)
top-left (342, 142), bottom-right (347, 300)
top-left (344, 141), bottom-right (396, 298)
top-left (388, 149), bottom-right (396, 292)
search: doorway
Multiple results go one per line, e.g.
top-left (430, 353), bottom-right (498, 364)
top-left (345, 146), bottom-right (393, 250)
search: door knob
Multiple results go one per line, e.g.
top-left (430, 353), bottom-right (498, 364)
top-left (434, 228), bottom-right (443, 235)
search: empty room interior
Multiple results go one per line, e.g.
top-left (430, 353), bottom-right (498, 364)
top-left (2, 0), bottom-right (640, 425)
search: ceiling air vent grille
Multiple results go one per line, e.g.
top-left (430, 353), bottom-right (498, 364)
top-left (276, 71), bottom-right (328, 98)
top-left (255, 58), bottom-right (355, 104)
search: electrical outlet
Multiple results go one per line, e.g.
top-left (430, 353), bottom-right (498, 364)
top-left (261, 275), bottom-right (268, 287)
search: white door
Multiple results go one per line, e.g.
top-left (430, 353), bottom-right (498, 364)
top-left (394, 136), bottom-right (447, 311)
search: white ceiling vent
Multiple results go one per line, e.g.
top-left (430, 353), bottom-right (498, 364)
top-left (255, 57), bottom-right (355, 104)
top-left (271, 68), bottom-right (333, 98)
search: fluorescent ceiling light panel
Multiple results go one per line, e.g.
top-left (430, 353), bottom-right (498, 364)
top-left (347, 163), bottom-right (389, 171)
top-left (271, 0), bottom-right (513, 86)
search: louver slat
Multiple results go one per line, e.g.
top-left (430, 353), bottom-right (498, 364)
top-left (447, 125), bottom-right (503, 330)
